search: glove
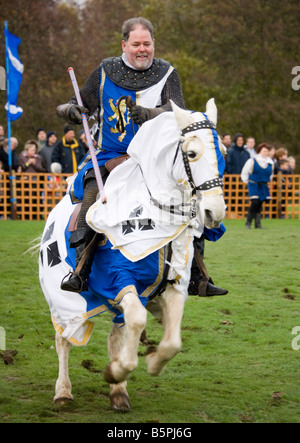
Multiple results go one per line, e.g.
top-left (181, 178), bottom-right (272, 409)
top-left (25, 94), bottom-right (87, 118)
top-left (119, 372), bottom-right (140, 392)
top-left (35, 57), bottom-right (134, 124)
top-left (56, 103), bottom-right (89, 125)
top-left (126, 96), bottom-right (149, 125)
top-left (69, 104), bottom-right (89, 125)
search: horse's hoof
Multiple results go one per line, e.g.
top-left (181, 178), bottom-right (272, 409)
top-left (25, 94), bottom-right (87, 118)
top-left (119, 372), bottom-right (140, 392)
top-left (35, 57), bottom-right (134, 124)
top-left (53, 395), bottom-right (74, 405)
top-left (110, 392), bottom-right (131, 412)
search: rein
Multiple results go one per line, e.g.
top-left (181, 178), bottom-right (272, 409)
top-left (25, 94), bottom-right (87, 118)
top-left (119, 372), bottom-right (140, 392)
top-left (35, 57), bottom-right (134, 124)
top-left (117, 96), bottom-right (136, 136)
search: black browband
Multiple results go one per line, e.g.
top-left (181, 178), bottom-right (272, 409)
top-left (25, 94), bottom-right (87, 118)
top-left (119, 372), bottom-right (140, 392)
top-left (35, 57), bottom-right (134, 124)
top-left (181, 119), bottom-right (216, 135)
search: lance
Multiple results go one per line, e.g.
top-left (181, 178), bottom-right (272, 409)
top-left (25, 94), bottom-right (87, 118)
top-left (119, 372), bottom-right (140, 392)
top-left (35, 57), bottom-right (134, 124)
top-left (67, 67), bottom-right (106, 203)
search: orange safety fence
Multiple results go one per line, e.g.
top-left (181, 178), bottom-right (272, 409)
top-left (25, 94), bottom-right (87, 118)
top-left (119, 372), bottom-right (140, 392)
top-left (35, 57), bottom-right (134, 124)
top-left (0, 172), bottom-right (299, 221)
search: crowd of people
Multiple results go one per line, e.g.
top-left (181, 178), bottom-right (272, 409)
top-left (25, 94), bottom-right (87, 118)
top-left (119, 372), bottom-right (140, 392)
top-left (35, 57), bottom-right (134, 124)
top-left (0, 126), bottom-right (296, 178)
top-left (221, 133), bottom-right (296, 176)
top-left (0, 124), bottom-right (89, 175)
top-left (221, 133), bottom-right (296, 228)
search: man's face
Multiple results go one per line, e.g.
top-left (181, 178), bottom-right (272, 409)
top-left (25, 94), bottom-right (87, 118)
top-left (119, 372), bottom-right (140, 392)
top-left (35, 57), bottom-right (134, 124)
top-left (236, 136), bottom-right (244, 147)
top-left (48, 134), bottom-right (57, 146)
top-left (222, 135), bottom-right (231, 148)
top-left (122, 25), bottom-right (155, 70)
top-left (65, 130), bottom-right (75, 142)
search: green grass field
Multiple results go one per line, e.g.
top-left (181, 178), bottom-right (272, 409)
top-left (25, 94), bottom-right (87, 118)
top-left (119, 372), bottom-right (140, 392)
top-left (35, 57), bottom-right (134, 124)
top-left (0, 218), bottom-right (300, 423)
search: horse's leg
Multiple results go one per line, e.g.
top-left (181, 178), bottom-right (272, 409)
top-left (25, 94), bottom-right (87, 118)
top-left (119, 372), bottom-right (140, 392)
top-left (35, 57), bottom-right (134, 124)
top-left (146, 284), bottom-right (185, 376)
top-left (107, 323), bottom-right (131, 411)
top-left (53, 332), bottom-right (73, 404)
top-left (105, 291), bottom-right (147, 384)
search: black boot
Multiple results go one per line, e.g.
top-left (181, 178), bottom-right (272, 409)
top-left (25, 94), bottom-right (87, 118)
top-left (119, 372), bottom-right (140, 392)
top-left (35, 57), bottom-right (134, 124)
top-left (61, 228), bottom-right (99, 293)
top-left (189, 236), bottom-right (228, 297)
top-left (255, 213), bottom-right (263, 229)
top-left (245, 208), bottom-right (254, 229)
top-left (188, 273), bottom-right (228, 296)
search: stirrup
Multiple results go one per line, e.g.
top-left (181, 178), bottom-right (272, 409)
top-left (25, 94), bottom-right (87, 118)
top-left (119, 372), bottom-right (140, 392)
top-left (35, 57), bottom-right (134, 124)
top-left (61, 271), bottom-right (88, 293)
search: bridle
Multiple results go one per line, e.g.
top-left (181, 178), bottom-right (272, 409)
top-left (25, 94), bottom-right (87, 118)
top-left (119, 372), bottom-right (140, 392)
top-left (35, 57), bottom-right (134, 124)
top-left (179, 119), bottom-right (223, 195)
top-left (150, 119), bottom-right (223, 218)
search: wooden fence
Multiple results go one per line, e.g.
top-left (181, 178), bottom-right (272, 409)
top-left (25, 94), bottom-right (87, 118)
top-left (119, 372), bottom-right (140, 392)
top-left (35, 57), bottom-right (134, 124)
top-left (0, 172), bottom-right (299, 221)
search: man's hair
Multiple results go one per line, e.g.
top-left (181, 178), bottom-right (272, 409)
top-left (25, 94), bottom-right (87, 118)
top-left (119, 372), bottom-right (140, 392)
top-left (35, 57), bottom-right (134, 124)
top-left (122, 17), bottom-right (154, 42)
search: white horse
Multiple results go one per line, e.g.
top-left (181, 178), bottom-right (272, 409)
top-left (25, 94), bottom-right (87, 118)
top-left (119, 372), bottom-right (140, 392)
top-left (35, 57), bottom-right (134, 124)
top-left (39, 100), bottom-right (226, 411)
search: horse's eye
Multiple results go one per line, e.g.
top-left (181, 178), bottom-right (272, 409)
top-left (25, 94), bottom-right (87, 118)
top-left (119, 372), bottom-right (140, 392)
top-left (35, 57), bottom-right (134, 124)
top-left (187, 151), bottom-right (197, 159)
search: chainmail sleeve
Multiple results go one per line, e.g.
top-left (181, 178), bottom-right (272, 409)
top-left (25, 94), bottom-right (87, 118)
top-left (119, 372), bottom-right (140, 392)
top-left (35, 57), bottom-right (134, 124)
top-left (160, 69), bottom-right (185, 111)
top-left (69, 65), bottom-right (102, 115)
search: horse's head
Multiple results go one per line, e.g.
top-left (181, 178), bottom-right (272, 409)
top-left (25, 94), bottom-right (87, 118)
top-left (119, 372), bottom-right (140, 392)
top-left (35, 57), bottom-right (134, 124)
top-left (171, 99), bottom-right (226, 229)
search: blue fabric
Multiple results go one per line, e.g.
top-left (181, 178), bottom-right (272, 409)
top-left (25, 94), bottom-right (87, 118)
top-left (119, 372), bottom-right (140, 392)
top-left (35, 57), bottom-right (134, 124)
top-left (64, 220), bottom-right (166, 324)
top-left (201, 112), bottom-right (226, 241)
top-left (204, 223), bottom-right (226, 242)
top-left (4, 27), bottom-right (23, 121)
top-left (72, 69), bottom-right (139, 202)
top-left (248, 159), bottom-right (273, 201)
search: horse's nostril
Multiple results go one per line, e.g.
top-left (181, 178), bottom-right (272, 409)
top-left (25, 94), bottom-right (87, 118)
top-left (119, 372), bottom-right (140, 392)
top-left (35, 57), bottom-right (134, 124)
top-left (205, 209), bottom-right (213, 224)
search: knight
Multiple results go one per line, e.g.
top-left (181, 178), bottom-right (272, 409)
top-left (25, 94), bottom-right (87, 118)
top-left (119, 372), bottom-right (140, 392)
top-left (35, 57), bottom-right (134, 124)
top-left (57, 17), bottom-right (228, 297)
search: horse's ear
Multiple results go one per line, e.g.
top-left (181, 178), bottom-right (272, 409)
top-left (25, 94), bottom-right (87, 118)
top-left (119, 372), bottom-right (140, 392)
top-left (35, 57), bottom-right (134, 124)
top-left (205, 98), bottom-right (217, 126)
top-left (171, 100), bottom-right (194, 130)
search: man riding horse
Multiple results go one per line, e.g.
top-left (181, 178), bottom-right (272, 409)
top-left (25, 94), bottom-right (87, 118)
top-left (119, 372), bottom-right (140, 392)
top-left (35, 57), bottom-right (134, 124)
top-left (57, 17), bottom-right (228, 297)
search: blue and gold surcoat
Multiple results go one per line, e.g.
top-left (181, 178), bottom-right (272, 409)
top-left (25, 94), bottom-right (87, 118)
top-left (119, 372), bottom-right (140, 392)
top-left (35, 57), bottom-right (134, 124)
top-left (71, 57), bottom-right (174, 202)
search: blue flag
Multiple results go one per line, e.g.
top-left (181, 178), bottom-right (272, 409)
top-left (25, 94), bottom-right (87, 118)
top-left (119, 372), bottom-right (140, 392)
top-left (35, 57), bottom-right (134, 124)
top-left (4, 26), bottom-right (24, 121)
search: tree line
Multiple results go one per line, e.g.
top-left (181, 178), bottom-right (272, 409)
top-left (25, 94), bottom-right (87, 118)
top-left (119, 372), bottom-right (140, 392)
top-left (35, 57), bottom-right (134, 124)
top-left (0, 0), bottom-right (299, 171)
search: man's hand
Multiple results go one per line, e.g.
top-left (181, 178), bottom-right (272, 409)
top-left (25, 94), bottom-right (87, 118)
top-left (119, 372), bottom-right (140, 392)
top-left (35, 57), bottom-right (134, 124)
top-left (126, 96), bottom-right (149, 125)
top-left (69, 104), bottom-right (89, 125)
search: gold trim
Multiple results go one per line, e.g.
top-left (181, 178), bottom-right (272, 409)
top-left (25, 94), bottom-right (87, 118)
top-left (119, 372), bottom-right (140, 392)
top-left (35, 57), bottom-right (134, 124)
top-left (113, 285), bottom-right (137, 306)
top-left (82, 304), bottom-right (109, 319)
top-left (202, 188), bottom-right (223, 197)
top-left (97, 68), bottom-right (106, 149)
top-left (140, 247), bottom-right (165, 298)
top-left (209, 131), bottom-right (219, 178)
top-left (136, 91), bottom-right (141, 106)
top-left (52, 317), bottom-right (94, 347)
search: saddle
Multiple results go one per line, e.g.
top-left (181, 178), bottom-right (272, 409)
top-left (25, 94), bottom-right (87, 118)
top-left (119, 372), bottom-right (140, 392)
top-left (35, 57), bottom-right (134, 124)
top-left (68, 202), bottom-right (82, 232)
top-left (105, 154), bottom-right (130, 172)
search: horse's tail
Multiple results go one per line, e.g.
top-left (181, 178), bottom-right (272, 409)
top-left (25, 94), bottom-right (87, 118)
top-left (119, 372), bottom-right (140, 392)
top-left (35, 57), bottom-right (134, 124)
top-left (23, 236), bottom-right (42, 257)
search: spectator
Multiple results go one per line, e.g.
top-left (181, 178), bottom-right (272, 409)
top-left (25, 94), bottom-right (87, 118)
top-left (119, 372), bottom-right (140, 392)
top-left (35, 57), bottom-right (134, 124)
top-left (287, 156), bottom-right (296, 173)
top-left (226, 133), bottom-right (250, 174)
top-left (78, 129), bottom-right (89, 153)
top-left (241, 143), bottom-right (274, 229)
top-left (221, 133), bottom-right (232, 150)
top-left (36, 128), bottom-right (47, 152)
top-left (0, 137), bottom-right (20, 172)
top-left (18, 139), bottom-right (46, 173)
top-left (274, 147), bottom-right (288, 173)
top-left (51, 125), bottom-right (86, 174)
top-left (39, 131), bottom-right (58, 172)
top-left (269, 145), bottom-right (276, 165)
top-left (0, 125), bottom-right (5, 143)
top-left (245, 137), bottom-right (257, 159)
top-left (278, 158), bottom-right (292, 174)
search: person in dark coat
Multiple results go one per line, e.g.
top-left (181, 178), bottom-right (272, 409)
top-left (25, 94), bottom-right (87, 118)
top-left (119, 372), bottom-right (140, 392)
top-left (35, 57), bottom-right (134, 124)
top-left (51, 126), bottom-right (86, 174)
top-left (39, 131), bottom-right (58, 172)
top-left (226, 133), bottom-right (250, 174)
top-left (0, 137), bottom-right (20, 172)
